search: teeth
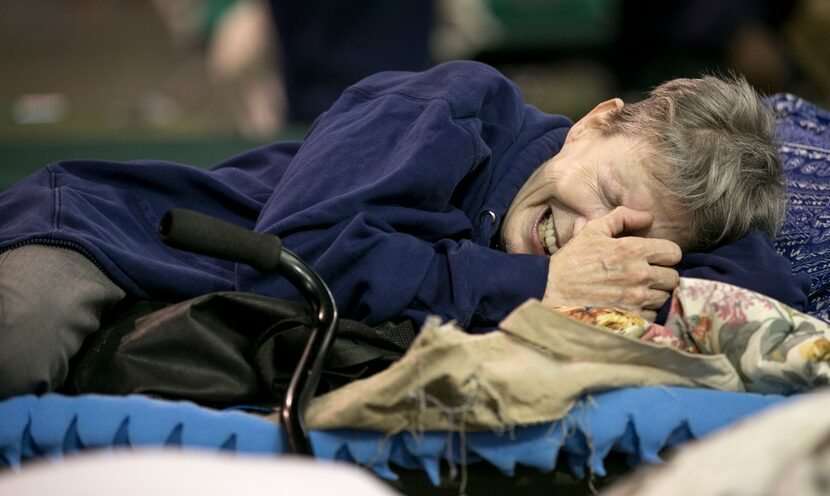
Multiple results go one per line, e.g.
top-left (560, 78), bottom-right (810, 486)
top-left (537, 211), bottom-right (558, 255)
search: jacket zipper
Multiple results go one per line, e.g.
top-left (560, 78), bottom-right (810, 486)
top-left (1, 238), bottom-right (109, 275)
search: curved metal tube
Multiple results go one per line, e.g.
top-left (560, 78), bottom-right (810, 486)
top-left (158, 209), bottom-right (339, 456)
top-left (276, 250), bottom-right (339, 455)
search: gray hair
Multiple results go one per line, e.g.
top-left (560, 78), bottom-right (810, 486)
top-left (602, 74), bottom-right (785, 250)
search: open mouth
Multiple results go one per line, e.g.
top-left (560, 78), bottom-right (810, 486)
top-left (536, 209), bottom-right (559, 255)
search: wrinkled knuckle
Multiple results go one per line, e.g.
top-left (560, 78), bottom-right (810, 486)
top-left (611, 287), bottom-right (627, 306)
top-left (626, 288), bottom-right (648, 306)
top-left (630, 268), bottom-right (650, 285)
top-left (619, 237), bottom-right (645, 256)
top-left (614, 238), bottom-right (634, 257)
top-left (617, 237), bottom-right (634, 249)
top-left (603, 255), bottom-right (622, 270)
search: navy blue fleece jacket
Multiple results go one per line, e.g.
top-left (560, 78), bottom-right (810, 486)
top-left (0, 61), bottom-right (809, 331)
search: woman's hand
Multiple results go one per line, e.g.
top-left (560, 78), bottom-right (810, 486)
top-left (542, 207), bottom-right (682, 321)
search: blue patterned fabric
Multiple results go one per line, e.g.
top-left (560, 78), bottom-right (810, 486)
top-left (0, 389), bottom-right (787, 482)
top-left (767, 94), bottom-right (830, 322)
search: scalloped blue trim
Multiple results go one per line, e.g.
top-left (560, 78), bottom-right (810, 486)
top-left (0, 387), bottom-right (787, 483)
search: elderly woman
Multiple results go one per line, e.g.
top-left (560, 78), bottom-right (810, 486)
top-left (0, 61), bottom-right (808, 397)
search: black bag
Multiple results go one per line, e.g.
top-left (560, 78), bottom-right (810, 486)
top-left (64, 292), bottom-right (415, 409)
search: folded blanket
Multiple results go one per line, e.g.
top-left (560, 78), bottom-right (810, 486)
top-left (303, 299), bottom-right (741, 433)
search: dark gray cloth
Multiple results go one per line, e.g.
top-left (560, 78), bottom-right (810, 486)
top-left (0, 245), bottom-right (125, 397)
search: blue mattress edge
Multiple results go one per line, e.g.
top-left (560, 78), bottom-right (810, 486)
top-left (0, 387), bottom-right (789, 484)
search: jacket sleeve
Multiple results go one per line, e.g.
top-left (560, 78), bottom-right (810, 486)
top-left (678, 231), bottom-right (811, 308)
top-left (656, 230), bottom-right (811, 323)
top-left (237, 61), bottom-right (553, 330)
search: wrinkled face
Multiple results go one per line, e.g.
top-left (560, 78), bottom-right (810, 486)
top-left (501, 130), bottom-right (690, 256)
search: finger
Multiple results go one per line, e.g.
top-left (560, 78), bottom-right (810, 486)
top-left (642, 288), bottom-right (672, 310)
top-left (591, 207), bottom-right (653, 238)
top-left (618, 288), bottom-right (670, 313)
top-left (643, 239), bottom-right (682, 266)
top-left (648, 266), bottom-right (680, 292)
top-left (640, 309), bottom-right (658, 322)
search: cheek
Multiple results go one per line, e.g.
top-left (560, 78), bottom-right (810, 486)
top-left (500, 208), bottom-right (529, 253)
top-left (551, 173), bottom-right (605, 212)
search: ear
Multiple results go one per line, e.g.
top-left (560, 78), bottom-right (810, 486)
top-left (564, 98), bottom-right (624, 144)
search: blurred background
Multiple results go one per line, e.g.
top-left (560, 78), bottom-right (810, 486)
top-left (1, 0), bottom-right (828, 190)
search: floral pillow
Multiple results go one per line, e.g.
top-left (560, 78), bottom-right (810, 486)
top-left (554, 277), bottom-right (830, 395)
top-left (665, 277), bottom-right (830, 394)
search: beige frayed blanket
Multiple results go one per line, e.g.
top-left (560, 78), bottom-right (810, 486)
top-left (303, 300), bottom-right (742, 433)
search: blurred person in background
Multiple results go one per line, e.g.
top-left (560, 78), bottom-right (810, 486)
top-left (152, 0), bottom-right (287, 139)
top-left (154, 0), bottom-right (506, 130)
top-left (267, 0), bottom-right (433, 123)
top-left (267, 0), bottom-right (504, 123)
top-left (613, 0), bottom-right (799, 96)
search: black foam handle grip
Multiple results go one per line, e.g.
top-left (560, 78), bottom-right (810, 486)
top-left (159, 208), bottom-right (282, 273)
